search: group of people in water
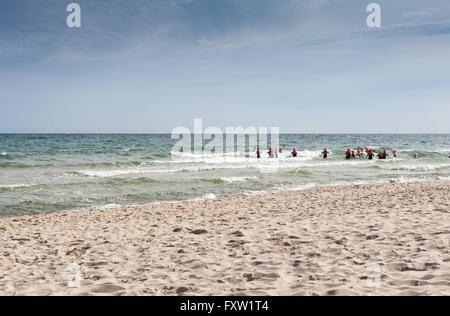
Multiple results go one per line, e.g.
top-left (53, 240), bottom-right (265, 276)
top-left (254, 146), bottom-right (421, 159)
top-left (343, 148), bottom-right (422, 159)
top-left (345, 148), bottom-right (393, 160)
top-left (254, 146), bottom-right (333, 159)
top-left (255, 146), bottom-right (285, 158)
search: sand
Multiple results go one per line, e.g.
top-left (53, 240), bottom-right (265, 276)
top-left (0, 181), bottom-right (449, 296)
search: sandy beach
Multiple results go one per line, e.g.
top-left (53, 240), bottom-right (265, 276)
top-left (0, 181), bottom-right (449, 296)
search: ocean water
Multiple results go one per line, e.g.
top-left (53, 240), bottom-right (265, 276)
top-left (0, 134), bottom-right (449, 218)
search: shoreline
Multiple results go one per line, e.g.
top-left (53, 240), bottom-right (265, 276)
top-left (3, 178), bottom-right (449, 220)
top-left (1, 181), bottom-right (449, 295)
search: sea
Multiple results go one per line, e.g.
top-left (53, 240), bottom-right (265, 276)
top-left (0, 134), bottom-right (449, 218)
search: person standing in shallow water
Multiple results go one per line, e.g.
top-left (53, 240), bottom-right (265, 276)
top-left (291, 148), bottom-right (298, 157)
top-left (256, 147), bottom-right (261, 159)
top-left (345, 149), bottom-right (352, 160)
top-left (367, 149), bottom-right (375, 160)
top-left (321, 148), bottom-right (330, 159)
top-left (360, 149), bottom-right (366, 159)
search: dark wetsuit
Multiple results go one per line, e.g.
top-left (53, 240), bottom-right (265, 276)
top-left (322, 151), bottom-right (329, 159)
top-left (291, 151), bottom-right (298, 157)
top-left (345, 152), bottom-right (351, 160)
top-left (367, 152), bottom-right (374, 160)
top-left (256, 150), bottom-right (261, 159)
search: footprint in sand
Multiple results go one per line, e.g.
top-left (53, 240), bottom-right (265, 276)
top-left (91, 284), bottom-right (125, 294)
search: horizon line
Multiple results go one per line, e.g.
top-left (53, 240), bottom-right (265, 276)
top-left (1, 132), bottom-right (449, 135)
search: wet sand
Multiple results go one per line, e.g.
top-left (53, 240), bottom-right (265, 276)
top-left (0, 181), bottom-right (449, 296)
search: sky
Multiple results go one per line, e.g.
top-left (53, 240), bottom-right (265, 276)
top-left (0, 0), bottom-right (449, 133)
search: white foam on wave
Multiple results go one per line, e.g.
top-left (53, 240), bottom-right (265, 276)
top-left (77, 167), bottom-right (196, 177)
top-left (69, 203), bottom-right (126, 213)
top-left (432, 148), bottom-right (450, 154)
top-left (395, 165), bottom-right (437, 171)
top-left (171, 157), bottom-right (255, 165)
top-left (388, 163), bottom-right (450, 172)
top-left (273, 182), bottom-right (318, 191)
top-left (153, 193), bottom-right (218, 204)
top-left (78, 168), bottom-right (176, 177)
top-left (94, 203), bottom-right (123, 210)
top-left (171, 151), bottom-right (248, 159)
top-left (0, 152), bottom-right (7, 156)
top-left (218, 176), bottom-right (258, 183)
top-left (200, 193), bottom-right (217, 200)
top-left (294, 150), bottom-right (323, 159)
top-left (76, 163), bottom-right (255, 178)
top-left (170, 149), bottom-right (320, 162)
top-left (278, 159), bottom-right (377, 169)
top-left (0, 184), bottom-right (32, 189)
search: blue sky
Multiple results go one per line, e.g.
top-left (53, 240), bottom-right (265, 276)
top-left (0, 0), bottom-right (449, 133)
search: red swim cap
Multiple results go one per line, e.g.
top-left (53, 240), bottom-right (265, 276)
top-left (347, 148), bottom-right (350, 151)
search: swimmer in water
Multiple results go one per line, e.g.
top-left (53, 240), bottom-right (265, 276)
top-left (357, 150), bottom-right (361, 158)
top-left (345, 149), bottom-right (352, 160)
top-left (360, 149), bottom-right (367, 158)
top-left (412, 153), bottom-right (419, 159)
top-left (393, 150), bottom-right (397, 158)
top-left (267, 147), bottom-right (274, 158)
top-left (256, 147), bottom-right (261, 159)
top-left (352, 150), bottom-right (356, 159)
top-left (377, 151), bottom-right (383, 159)
top-left (291, 148), bottom-right (298, 157)
top-left (382, 150), bottom-right (389, 159)
top-left (367, 149), bottom-right (374, 160)
top-left (321, 148), bottom-right (330, 159)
